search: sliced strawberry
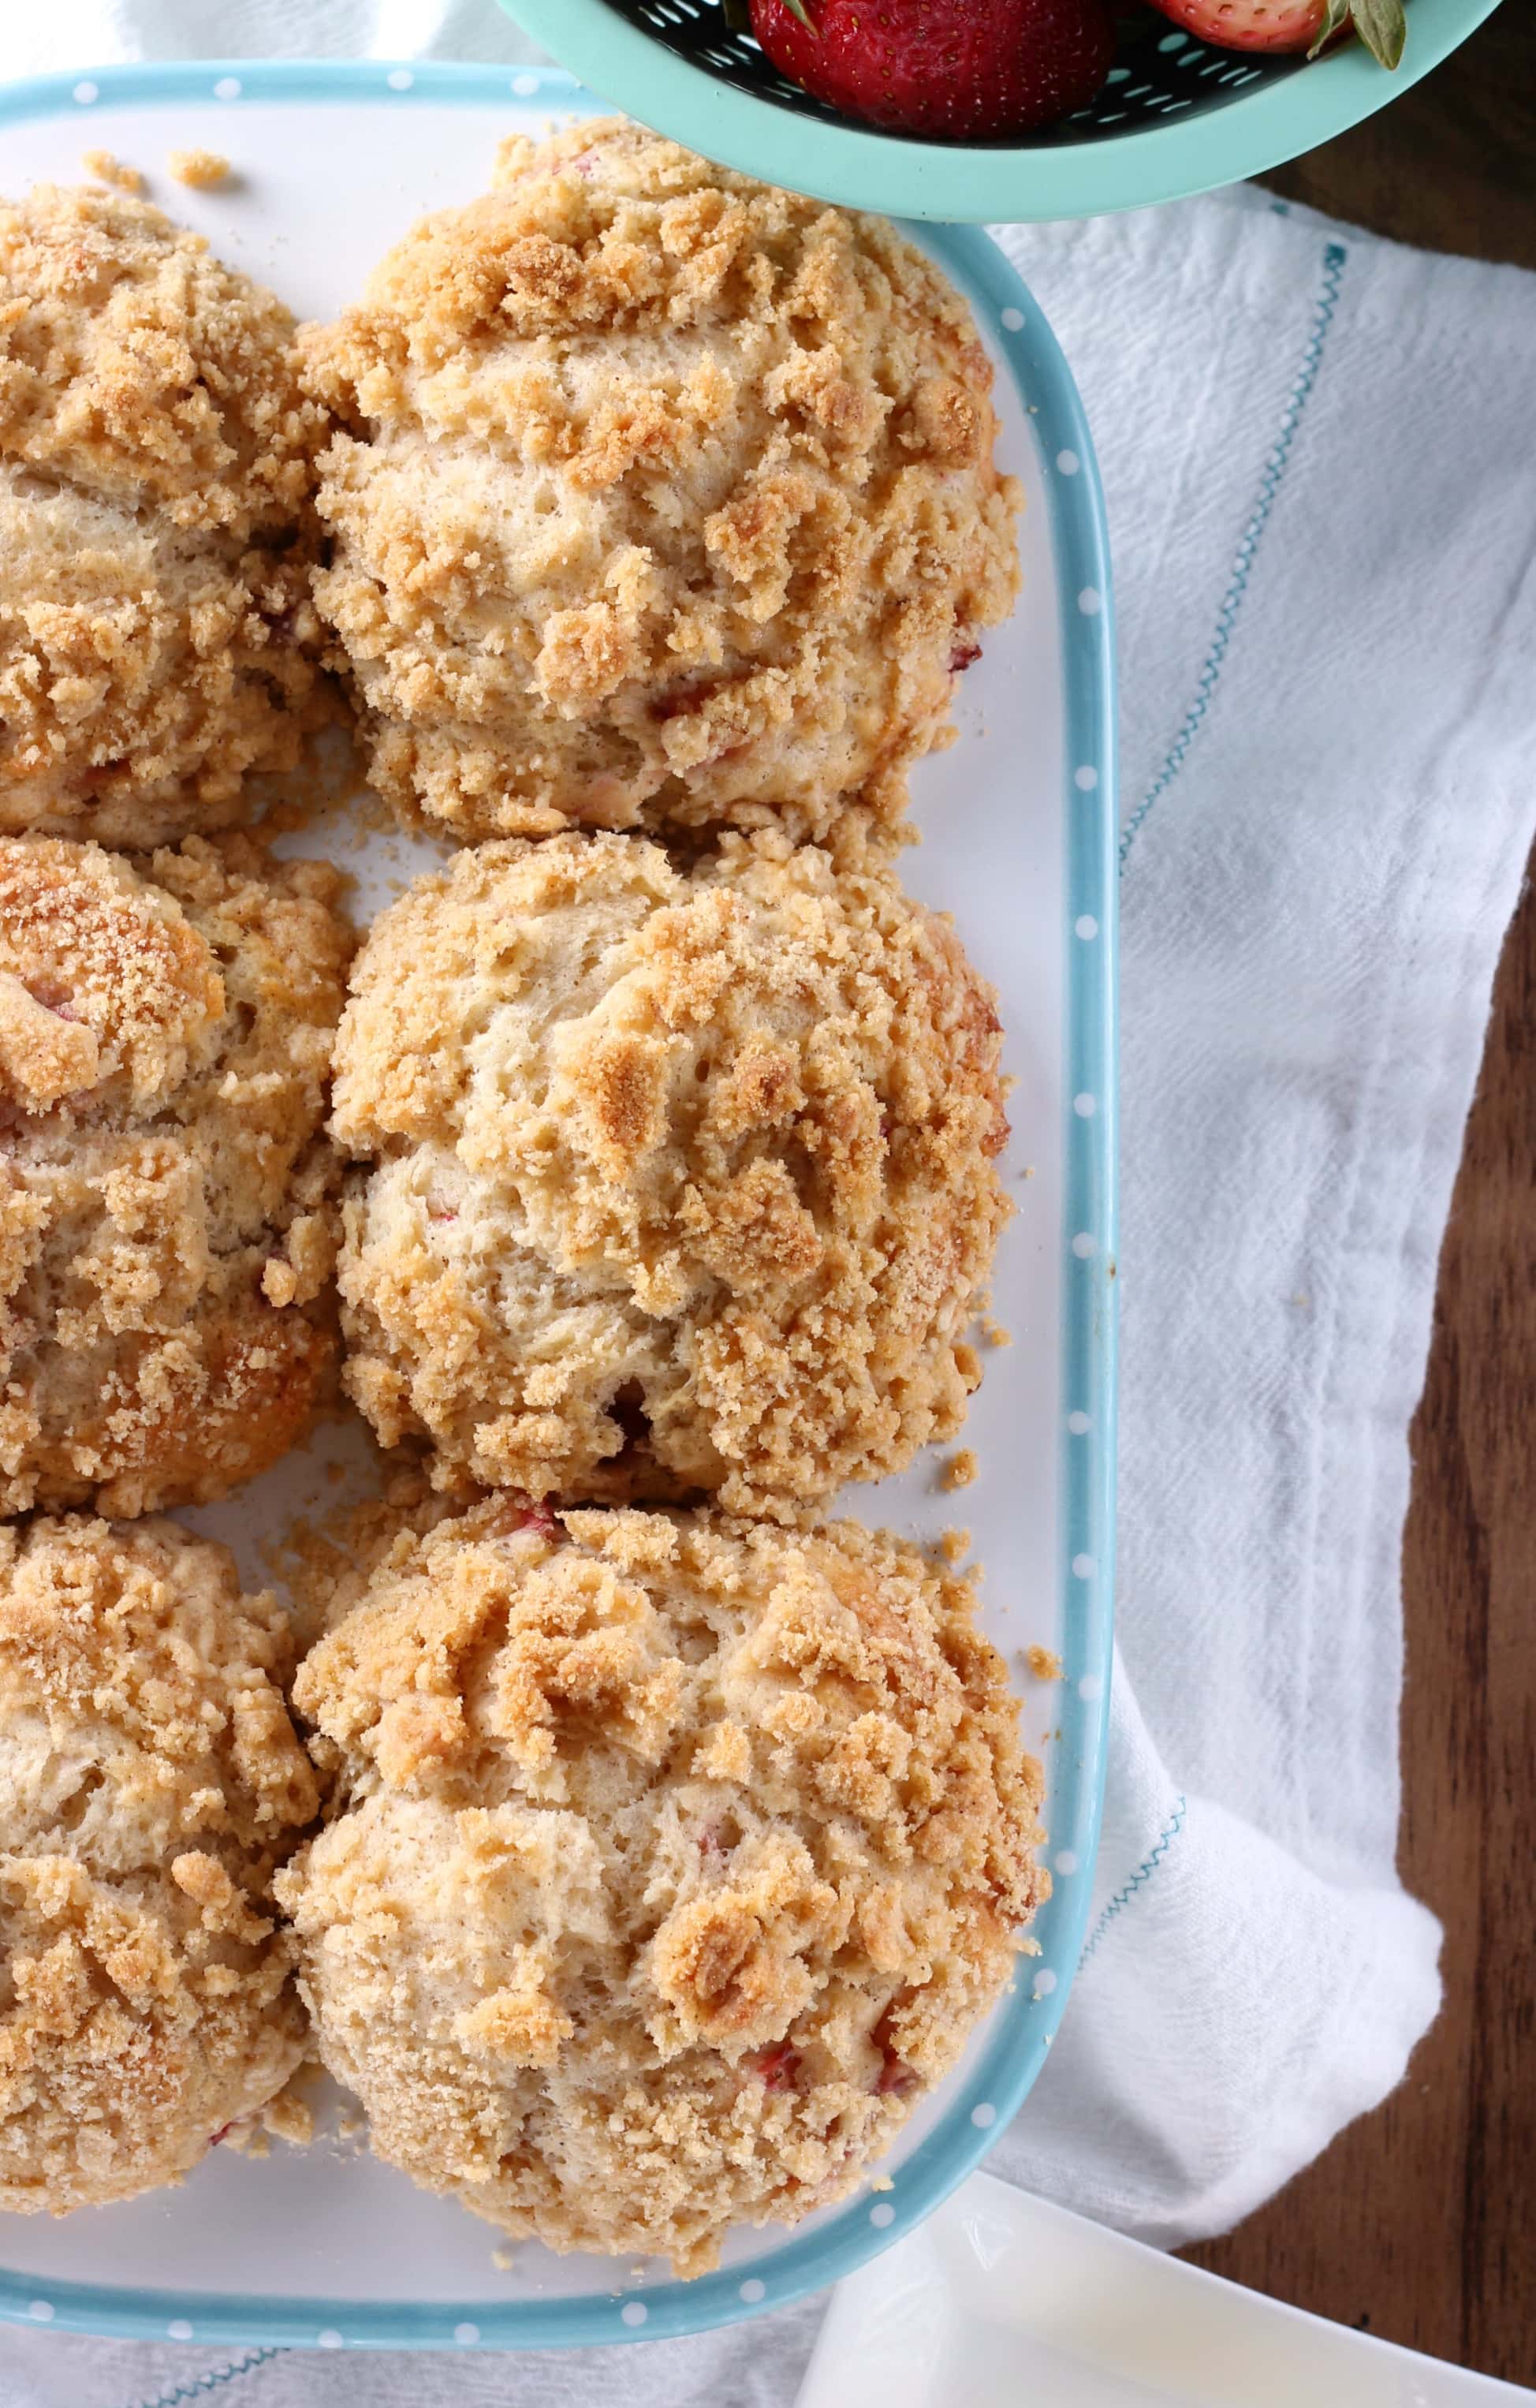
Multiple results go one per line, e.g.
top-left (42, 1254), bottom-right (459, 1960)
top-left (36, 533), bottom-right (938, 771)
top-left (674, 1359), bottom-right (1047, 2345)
top-left (751, 0), bottom-right (1117, 141)
top-left (749, 2042), bottom-right (802, 2093)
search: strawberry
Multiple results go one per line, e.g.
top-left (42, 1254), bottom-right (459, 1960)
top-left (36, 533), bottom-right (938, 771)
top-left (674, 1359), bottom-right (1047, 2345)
top-left (750, 0), bottom-right (1117, 142)
top-left (1145, 0), bottom-right (1404, 62)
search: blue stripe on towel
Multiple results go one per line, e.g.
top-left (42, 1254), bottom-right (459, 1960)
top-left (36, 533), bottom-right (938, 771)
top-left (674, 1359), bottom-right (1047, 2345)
top-left (1119, 241), bottom-right (1349, 871)
top-left (1079, 1795), bottom-right (1188, 1962)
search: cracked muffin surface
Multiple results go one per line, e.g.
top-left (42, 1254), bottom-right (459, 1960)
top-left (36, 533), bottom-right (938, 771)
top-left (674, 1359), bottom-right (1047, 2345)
top-left (0, 831), bottom-right (352, 1517)
top-left (0, 1513), bottom-right (318, 2214)
top-left (330, 829), bottom-right (1010, 1514)
top-left (0, 182), bottom-right (327, 845)
top-left (301, 117), bottom-right (1020, 846)
top-left (278, 1499), bottom-right (1046, 2273)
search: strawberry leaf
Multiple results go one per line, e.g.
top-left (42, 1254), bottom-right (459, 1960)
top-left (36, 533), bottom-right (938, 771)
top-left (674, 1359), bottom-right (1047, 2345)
top-left (1307, 0), bottom-right (1351, 56)
top-left (1348, 0), bottom-right (1406, 68)
top-left (779, 0), bottom-right (818, 26)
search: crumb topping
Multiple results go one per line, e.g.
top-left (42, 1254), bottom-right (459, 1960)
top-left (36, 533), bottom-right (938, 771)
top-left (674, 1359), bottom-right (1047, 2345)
top-left (330, 829), bottom-right (1010, 1513)
top-left (0, 182), bottom-right (328, 842)
top-left (0, 1514), bottom-right (316, 2213)
top-left (279, 1499), bottom-right (1046, 2272)
top-left (302, 117), bottom-right (1020, 846)
top-left (0, 832), bottom-right (352, 1517)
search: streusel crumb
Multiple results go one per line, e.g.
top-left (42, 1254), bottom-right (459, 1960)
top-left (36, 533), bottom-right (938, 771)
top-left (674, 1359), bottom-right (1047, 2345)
top-left (302, 117), bottom-right (1020, 847)
top-left (0, 182), bottom-right (328, 844)
top-left (278, 1499), bottom-right (1046, 2273)
top-left (80, 152), bottom-right (144, 195)
top-left (168, 149), bottom-right (232, 190)
top-left (0, 832), bottom-right (352, 1517)
top-left (330, 829), bottom-right (1010, 1514)
top-left (0, 1514), bottom-right (317, 2213)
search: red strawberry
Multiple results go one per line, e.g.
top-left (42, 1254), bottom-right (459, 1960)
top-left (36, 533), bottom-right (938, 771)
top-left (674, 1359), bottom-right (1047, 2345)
top-left (750, 0), bottom-right (1117, 142)
top-left (1146, 0), bottom-right (1404, 61)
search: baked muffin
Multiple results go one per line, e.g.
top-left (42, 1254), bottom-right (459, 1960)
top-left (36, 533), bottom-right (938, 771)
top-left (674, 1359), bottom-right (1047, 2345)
top-left (0, 1514), bottom-right (318, 2214)
top-left (0, 831), bottom-right (352, 1516)
top-left (0, 182), bottom-right (327, 845)
top-left (330, 831), bottom-right (1010, 1514)
top-left (302, 117), bottom-right (1020, 846)
top-left (278, 1499), bottom-right (1045, 2273)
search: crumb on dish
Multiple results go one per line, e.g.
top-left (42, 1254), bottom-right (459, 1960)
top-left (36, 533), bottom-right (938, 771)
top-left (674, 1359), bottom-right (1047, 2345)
top-left (940, 1449), bottom-right (979, 1492)
top-left (1026, 1646), bottom-right (1062, 1682)
top-left (80, 151), bottom-right (144, 194)
top-left (168, 147), bottom-right (232, 189)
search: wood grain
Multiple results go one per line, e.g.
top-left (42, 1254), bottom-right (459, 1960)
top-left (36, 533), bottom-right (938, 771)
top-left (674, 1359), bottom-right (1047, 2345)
top-left (1182, 10), bottom-right (1536, 2380)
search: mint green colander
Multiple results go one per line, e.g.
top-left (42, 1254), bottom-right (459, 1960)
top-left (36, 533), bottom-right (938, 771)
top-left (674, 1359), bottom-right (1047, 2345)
top-left (501, 0), bottom-right (1497, 222)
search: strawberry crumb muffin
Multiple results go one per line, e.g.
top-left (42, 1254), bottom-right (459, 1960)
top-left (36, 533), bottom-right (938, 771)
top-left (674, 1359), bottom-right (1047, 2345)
top-left (0, 832), bottom-right (352, 1516)
top-left (301, 117), bottom-right (1020, 846)
top-left (0, 1514), bottom-right (318, 2214)
top-left (330, 830), bottom-right (1011, 1514)
top-left (278, 1499), bottom-right (1046, 2273)
top-left (0, 182), bottom-right (327, 846)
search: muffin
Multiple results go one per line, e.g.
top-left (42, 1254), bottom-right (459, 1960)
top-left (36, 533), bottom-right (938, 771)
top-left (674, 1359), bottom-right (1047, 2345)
top-left (330, 831), bottom-right (1010, 1514)
top-left (0, 182), bottom-right (327, 845)
top-left (0, 831), bottom-right (352, 1516)
top-left (278, 1499), bottom-right (1045, 2273)
top-left (302, 117), bottom-right (1020, 846)
top-left (0, 1514), bottom-right (318, 2214)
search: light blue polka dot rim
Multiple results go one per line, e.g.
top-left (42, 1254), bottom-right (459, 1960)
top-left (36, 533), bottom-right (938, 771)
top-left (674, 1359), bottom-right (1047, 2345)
top-left (0, 63), bottom-right (1116, 2352)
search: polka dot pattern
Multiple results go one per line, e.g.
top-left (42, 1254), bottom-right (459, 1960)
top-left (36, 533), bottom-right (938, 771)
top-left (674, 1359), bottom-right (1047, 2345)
top-left (869, 2202), bottom-right (896, 2229)
top-left (740, 2278), bottom-right (766, 2304)
top-left (621, 2300), bottom-right (649, 2327)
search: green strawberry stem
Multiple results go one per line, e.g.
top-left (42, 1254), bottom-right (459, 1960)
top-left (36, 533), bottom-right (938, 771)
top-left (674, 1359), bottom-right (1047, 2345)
top-left (780, 0), bottom-right (818, 28)
top-left (1311, 0), bottom-right (1406, 65)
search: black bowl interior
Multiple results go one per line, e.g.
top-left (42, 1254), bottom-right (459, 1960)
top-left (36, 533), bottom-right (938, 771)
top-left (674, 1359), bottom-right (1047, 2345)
top-left (601, 0), bottom-right (1299, 146)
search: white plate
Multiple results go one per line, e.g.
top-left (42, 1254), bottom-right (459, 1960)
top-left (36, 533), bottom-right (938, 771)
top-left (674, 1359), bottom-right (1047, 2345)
top-left (0, 64), bottom-right (1117, 2351)
top-left (800, 2174), bottom-right (1535, 2406)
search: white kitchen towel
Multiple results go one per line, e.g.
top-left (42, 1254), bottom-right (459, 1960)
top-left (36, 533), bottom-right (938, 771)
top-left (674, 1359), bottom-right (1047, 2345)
top-left (5, 8), bottom-right (1536, 2406)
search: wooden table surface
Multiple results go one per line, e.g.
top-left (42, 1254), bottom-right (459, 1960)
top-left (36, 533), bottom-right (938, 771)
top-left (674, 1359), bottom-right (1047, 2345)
top-left (1180, 5), bottom-right (1535, 2384)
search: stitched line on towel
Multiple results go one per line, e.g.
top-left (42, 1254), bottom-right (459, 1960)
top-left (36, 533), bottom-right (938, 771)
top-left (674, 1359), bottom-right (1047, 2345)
top-left (124, 2346), bottom-right (285, 2408)
top-left (1079, 1796), bottom-right (1187, 1963)
top-left (1118, 241), bottom-right (1349, 870)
